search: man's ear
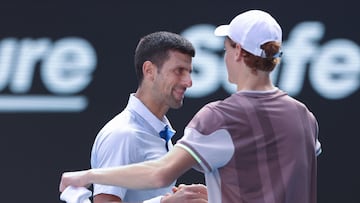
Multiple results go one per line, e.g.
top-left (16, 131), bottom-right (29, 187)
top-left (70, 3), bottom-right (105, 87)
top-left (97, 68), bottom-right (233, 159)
top-left (235, 44), bottom-right (243, 61)
top-left (143, 61), bottom-right (156, 81)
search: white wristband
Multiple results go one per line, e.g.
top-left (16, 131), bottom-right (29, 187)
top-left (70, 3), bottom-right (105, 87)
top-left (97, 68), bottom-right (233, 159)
top-left (143, 195), bottom-right (163, 203)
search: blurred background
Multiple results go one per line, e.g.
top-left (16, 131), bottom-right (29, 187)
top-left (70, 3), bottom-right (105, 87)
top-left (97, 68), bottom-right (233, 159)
top-left (0, 1), bottom-right (359, 202)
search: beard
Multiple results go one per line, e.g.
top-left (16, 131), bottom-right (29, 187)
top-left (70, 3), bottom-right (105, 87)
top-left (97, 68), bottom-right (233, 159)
top-left (169, 96), bottom-right (184, 109)
top-left (168, 90), bottom-right (185, 109)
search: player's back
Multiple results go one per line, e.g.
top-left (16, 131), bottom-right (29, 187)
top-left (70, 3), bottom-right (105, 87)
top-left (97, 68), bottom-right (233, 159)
top-left (217, 89), bottom-right (318, 203)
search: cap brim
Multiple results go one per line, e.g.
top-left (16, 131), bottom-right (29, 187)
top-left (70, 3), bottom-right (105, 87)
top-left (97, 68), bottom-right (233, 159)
top-left (214, 25), bottom-right (230, 36)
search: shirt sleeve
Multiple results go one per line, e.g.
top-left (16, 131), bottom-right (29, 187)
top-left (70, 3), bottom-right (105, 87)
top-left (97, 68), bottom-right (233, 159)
top-left (315, 120), bottom-right (322, 156)
top-left (176, 104), bottom-right (235, 172)
top-left (91, 127), bottom-right (138, 199)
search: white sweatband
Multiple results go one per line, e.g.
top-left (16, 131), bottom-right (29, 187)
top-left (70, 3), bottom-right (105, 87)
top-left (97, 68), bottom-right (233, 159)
top-left (143, 195), bottom-right (163, 203)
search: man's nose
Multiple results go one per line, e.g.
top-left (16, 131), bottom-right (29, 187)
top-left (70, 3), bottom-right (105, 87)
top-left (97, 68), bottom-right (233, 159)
top-left (183, 73), bottom-right (192, 88)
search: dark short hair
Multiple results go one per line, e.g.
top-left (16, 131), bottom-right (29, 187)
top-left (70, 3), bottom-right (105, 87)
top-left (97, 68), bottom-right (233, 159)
top-left (134, 31), bottom-right (195, 85)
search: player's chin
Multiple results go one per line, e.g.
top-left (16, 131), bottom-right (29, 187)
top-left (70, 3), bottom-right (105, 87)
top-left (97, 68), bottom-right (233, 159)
top-left (173, 101), bottom-right (183, 109)
top-left (170, 98), bottom-right (184, 109)
top-left (171, 90), bottom-right (185, 108)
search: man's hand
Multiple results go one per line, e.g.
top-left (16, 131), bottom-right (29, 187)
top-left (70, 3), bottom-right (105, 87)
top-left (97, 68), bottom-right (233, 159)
top-left (161, 184), bottom-right (208, 203)
top-left (59, 170), bottom-right (91, 192)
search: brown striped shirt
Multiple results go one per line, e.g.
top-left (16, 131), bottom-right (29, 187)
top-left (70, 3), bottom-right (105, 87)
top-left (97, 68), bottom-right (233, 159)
top-left (176, 88), bottom-right (321, 203)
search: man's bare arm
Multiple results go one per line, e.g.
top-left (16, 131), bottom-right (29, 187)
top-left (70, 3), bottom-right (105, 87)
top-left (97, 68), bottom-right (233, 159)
top-left (59, 147), bottom-right (197, 192)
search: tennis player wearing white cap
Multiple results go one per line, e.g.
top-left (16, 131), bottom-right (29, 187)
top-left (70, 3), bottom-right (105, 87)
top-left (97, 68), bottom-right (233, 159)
top-left (60, 9), bottom-right (322, 203)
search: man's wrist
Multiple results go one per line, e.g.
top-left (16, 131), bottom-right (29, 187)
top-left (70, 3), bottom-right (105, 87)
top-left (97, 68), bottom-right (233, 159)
top-left (85, 169), bottom-right (93, 185)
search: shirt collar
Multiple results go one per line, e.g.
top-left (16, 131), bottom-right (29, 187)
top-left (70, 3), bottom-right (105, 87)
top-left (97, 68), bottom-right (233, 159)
top-left (127, 93), bottom-right (175, 134)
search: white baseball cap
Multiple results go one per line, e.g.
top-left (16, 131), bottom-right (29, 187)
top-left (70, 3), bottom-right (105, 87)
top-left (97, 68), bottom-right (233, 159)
top-left (214, 10), bottom-right (282, 58)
